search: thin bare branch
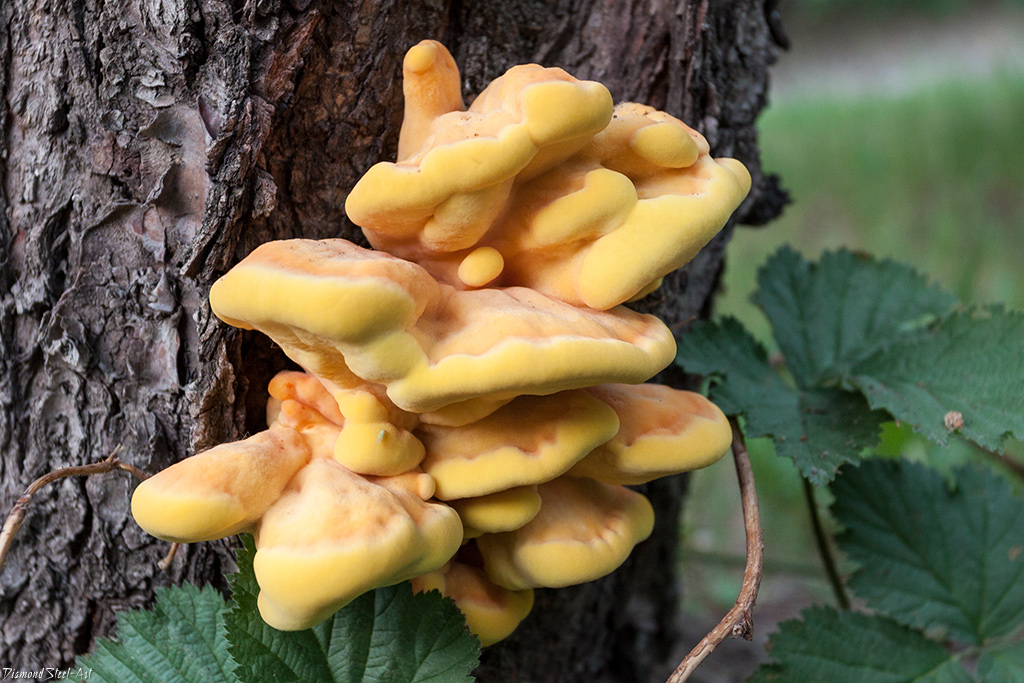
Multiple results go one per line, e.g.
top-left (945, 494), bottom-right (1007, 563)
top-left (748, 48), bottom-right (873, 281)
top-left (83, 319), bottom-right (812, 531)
top-left (803, 477), bottom-right (851, 610)
top-left (0, 448), bottom-right (149, 573)
top-left (158, 542), bottom-right (182, 572)
top-left (666, 418), bottom-right (765, 683)
top-left (669, 316), bottom-right (698, 333)
top-left (980, 447), bottom-right (1024, 482)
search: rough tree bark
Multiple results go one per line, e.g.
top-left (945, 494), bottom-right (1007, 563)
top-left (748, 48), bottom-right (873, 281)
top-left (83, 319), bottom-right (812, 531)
top-left (0, 0), bottom-right (785, 677)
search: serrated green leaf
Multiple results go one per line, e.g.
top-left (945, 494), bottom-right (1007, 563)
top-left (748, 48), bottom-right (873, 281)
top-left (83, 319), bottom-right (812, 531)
top-left (849, 307), bottom-right (1024, 450)
top-left (676, 318), bottom-right (885, 483)
top-left (978, 641), bottom-right (1024, 682)
top-left (674, 317), bottom-right (785, 418)
top-left (75, 583), bottom-right (238, 683)
top-left (832, 460), bottom-right (1024, 645)
top-left (753, 247), bottom-right (956, 389)
top-left (750, 606), bottom-right (971, 683)
top-left (225, 535), bottom-right (480, 683)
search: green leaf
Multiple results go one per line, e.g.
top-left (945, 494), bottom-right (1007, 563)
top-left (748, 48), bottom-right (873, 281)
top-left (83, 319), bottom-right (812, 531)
top-left (674, 317), bottom-right (785, 418)
top-left (978, 641), bottom-right (1024, 682)
top-left (75, 583), bottom-right (238, 683)
top-left (849, 307), bottom-right (1024, 449)
top-left (750, 606), bottom-right (971, 683)
top-left (225, 535), bottom-right (480, 683)
top-left (676, 318), bottom-right (885, 483)
top-left (753, 247), bottom-right (956, 388)
top-left (832, 460), bottom-right (1024, 645)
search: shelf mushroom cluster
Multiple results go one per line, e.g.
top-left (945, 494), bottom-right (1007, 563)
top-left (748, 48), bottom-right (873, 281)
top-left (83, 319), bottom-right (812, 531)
top-left (131, 40), bottom-right (749, 646)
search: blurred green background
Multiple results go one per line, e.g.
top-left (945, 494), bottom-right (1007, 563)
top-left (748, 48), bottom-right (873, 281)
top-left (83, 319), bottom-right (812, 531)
top-left (678, 1), bottom-right (1024, 678)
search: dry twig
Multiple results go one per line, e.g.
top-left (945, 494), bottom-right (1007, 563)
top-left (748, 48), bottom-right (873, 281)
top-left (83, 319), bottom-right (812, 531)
top-left (666, 418), bottom-right (765, 683)
top-left (669, 316), bottom-right (698, 333)
top-left (981, 448), bottom-right (1024, 482)
top-left (803, 477), bottom-right (851, 610)
top-left (0, 448), bottom-right (150, 573)
top-left (158, 542), bottom-right (182, 571)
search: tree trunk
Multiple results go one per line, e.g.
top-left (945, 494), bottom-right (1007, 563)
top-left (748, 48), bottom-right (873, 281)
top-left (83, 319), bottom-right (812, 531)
top-left (0, 0), bottom-right (785, 676)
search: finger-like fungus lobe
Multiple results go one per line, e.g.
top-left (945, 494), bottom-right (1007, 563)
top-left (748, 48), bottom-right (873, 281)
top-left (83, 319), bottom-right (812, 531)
top-left (346, 40), bottom-right (750, 310)
top-left (132, 39), bottom-right (746, 643)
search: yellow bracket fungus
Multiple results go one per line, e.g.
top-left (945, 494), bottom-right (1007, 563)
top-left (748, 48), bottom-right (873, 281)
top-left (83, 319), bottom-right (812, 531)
top-left (412, 560), bottom-right (535, 647)
top-left (255, 462), bottom-right (462, 631)
top-left (209, 238), bottom-right (676, 414)
top-left (569, 383), bottom-right (733, 485)
top-left (345, 41), bottom-right (750, 311)
top-left (132, 39), bottom-right (748, 646)
top-left (475, 477), bottom-right (655, 591)
top-left (350, 39), bottom-right (613, 255)
top-left (131, 428), bottom-right (312, 544)
top-left (502, 103), bottom-right (751, 310)
top-left (447, 486), bottom-right (543, 536)
top-left (417, 390), bottom-right (619, 500)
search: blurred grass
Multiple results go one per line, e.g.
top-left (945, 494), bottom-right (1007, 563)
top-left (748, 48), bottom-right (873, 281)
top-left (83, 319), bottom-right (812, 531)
top-left (785, 0), bottom-right (1024, 23)
top-left (680, 71), bottom-right (1024, 629)
top-left (720, 70), bottom-right (1024, 346)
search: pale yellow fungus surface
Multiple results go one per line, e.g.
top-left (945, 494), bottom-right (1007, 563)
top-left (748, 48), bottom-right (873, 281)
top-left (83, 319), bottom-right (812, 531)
top-left (448, 486), bottom-right (543, 535)
top-left (418, 391), bottom-right (619, 500)
top-left (254, 460), bottom-right (462, 631)
top-left (131, 428), bottom-right (311, 544)
top-left (570, 383), bottom-right (733, 485)
top-left (209, 239), bottom-right (676, 413)
top-left (458, 246), bottom-right (504, 287)
top-left (134, 39), bottom-right (747, 645)
top-left (413, 561), bottom-right (535, 646)
top-left (334, 421), bottom-right (425, 476)
top-left (344, 43), bottom-right (751, 311)
top-left (476, 477), bottom-right (654, 591)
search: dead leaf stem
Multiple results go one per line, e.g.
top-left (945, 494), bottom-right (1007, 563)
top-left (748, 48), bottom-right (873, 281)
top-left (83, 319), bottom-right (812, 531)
top-left (666, 418), bottom-right (765, 682)
top-left (0, 448), bottom-right (151, 573)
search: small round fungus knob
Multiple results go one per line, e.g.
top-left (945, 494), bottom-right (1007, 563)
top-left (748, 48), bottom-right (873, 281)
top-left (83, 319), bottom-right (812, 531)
top-left (404, 41), bottom-right (438, 73)
top-left (458, 246), bottom-right (505, 287)
top-left (630, 121), bottom-right (700, 168)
